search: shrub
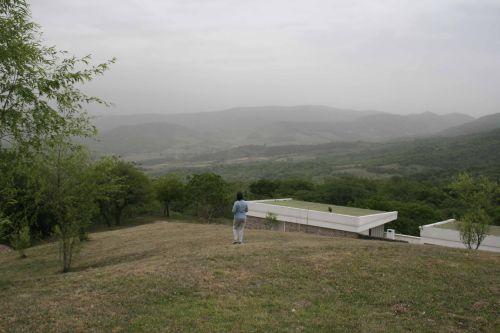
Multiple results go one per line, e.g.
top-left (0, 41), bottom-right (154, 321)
top-left (265, 212), bottom-right (279, 229)
top-left (10, 225), bottom-right (30, 259)
top-left (459, 208), bottom-right (490, 250)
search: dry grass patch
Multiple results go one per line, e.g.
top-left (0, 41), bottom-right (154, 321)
top-left (1, 220), bottom-right (499, 332)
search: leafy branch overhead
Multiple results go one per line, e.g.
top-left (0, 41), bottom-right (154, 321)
top-left (0, 0), bottom-right (115, 149)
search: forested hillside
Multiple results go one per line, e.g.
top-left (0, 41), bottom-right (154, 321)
top-left (149, 128), bottom-right (500, 181)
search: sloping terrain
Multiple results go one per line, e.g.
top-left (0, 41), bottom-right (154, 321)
top-left (87, 122), bottom-right (225, 158)
top-left (440, 113), bottom-right (500, 137)
top-left (148, 128), bottom-right (500, 180)
top-left (1, 221), bottom-right (498, 332)
top-left (89, 107), bottom-right (473, 158)
top-left (92, 105), bottom-right (379, 132)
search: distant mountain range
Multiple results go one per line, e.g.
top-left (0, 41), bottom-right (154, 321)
top-left (92, 105), bottom-right (379, 132)
top-left (87, 106), bottom-right (494, 162)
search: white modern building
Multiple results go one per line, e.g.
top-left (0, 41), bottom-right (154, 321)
top-left (246, 198), bottom-right (398, 238)
top-left (420, 219), bottom-right (500, 253)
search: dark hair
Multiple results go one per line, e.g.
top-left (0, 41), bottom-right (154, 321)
top-left (236, 192), bottom-right (244, 201)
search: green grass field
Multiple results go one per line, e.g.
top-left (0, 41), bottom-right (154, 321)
top-left (435, 221), bottom-right (500, 237)
top-left (268, 199), bottom-right (384, 216)
top-left (1, 220), bottom-right (499, 332)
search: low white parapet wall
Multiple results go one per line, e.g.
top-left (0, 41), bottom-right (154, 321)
top-left (420, 219), bottom-right (500, 253)
top-left (384, 232), bottom-right (421, 244)
top-left (247, 199), bottom-right (397, 234)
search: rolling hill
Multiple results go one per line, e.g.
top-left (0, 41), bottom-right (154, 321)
top-left (86, 122), bottom-right (226, 159)
top-left (92, 105), bottom-right (380, 132)
top-left (440, 113), bottom-right (500, 137)
top-left (89, 106), bottom-right (474, 158)
top-left (1, 220), bottom-right (498, 332)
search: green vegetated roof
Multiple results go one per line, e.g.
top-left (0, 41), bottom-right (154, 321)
top-left (264, 199), bottom-right (385, 217)
top-left (436, 220), bottom-right (500, 237)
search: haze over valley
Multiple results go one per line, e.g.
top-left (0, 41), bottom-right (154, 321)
top-left (86, 105), bottom-right (499, 178)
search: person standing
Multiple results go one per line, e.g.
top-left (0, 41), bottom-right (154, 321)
top-left (232, 192), bottom-right (248, 244)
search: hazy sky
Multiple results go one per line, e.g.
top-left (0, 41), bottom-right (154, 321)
top-left (31, 0), bottom-right (500, 116)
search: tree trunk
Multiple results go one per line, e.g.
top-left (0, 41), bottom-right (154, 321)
top-left (166, 202), bottom-right (170, 218)
top-left (62, 238), bottom-right (70, 272)
top-left (115, 206), bottom-right (123, 225)
top-left (105, 215), bottom-right (112, 227)
top-left (100, 203), bottom-right (112, 227)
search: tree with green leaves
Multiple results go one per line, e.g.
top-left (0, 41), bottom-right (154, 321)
top-left (92, 157), bottom-right (128, 226)
top-left (154, 174), bottom-right (185, 217)
top-left (450, 173), bottom-right (495, 250)
top-left (0, 0), bottom-right (114, 150)
top-left (37, 141), bottom-right (98, 272)
top-left (0, 0), bottom-right (113, 253)
top-left (0, 149), bottom-right (39, 251)
top-left (249, 179), bottom-right (280, 198)
top-left (186, 173), bottom-right (230, 222)
top-left (101, 159), bottom-right (151, 225)
top-left (0, 215), bottom-right (30, 258)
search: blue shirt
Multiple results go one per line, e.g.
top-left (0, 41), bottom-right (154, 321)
top-left (232, 200), bottom-right (248, 220)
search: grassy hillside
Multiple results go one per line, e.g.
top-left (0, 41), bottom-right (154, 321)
top-left (1, 221), bottom-right (499, 332)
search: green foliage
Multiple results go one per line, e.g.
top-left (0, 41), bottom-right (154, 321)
top-left (1, 213), bottom-right (31, 258)
top-left (249, 178), bottom-right (314, 199)
top-left (177, 129), bottom-right (500, 182)
top-left (10, 224), bottom-right (30, 258)
top-left (0, 213), bottom-right (9, 243)
top-left (249, 179), bottom-right (279, 198)
top-left (459, 209), bottom-right (490, 250)
top-left (153, 174), bottom-right (185, 217)
top-left (385, 202), bottom-right (440, 236)
top-left (186, 173), bottom-right (230, 222)
top-left (0, 149), bottom-right (42, 246)
top-left (93, 158), bottom-right (151, 225)
top-left (0, 0), bottom-right (114, 259)
top-left (91, 157), bottom-right (128, 226)
top-left (37, 141), bottom-right (98, 272)
top-left (450, 173), bottom-right (495, 249)
top-left (0, 0), bottom-right (114, 150)
top-left (449, 173), bottom-right (496, 210)
top-left (264, 212), bottom-right (279, 229)
top-left (307, 177), bottom-right (377, 206)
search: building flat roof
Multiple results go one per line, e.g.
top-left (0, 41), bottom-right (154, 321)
top-left (436, 220), bottom-right (500, 237)
top-left (265, 199), bottom-right (385, 217)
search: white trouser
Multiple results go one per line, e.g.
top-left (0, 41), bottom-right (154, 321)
top-left (233, 218), bottom-right (246, 243)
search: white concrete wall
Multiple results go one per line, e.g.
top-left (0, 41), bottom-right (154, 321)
top-left (420, 220), bottom-right (500, 253)
top-left (247, 199), bottom-right (397, 234)
top-left (394, 234), bottom-right (421, 244)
